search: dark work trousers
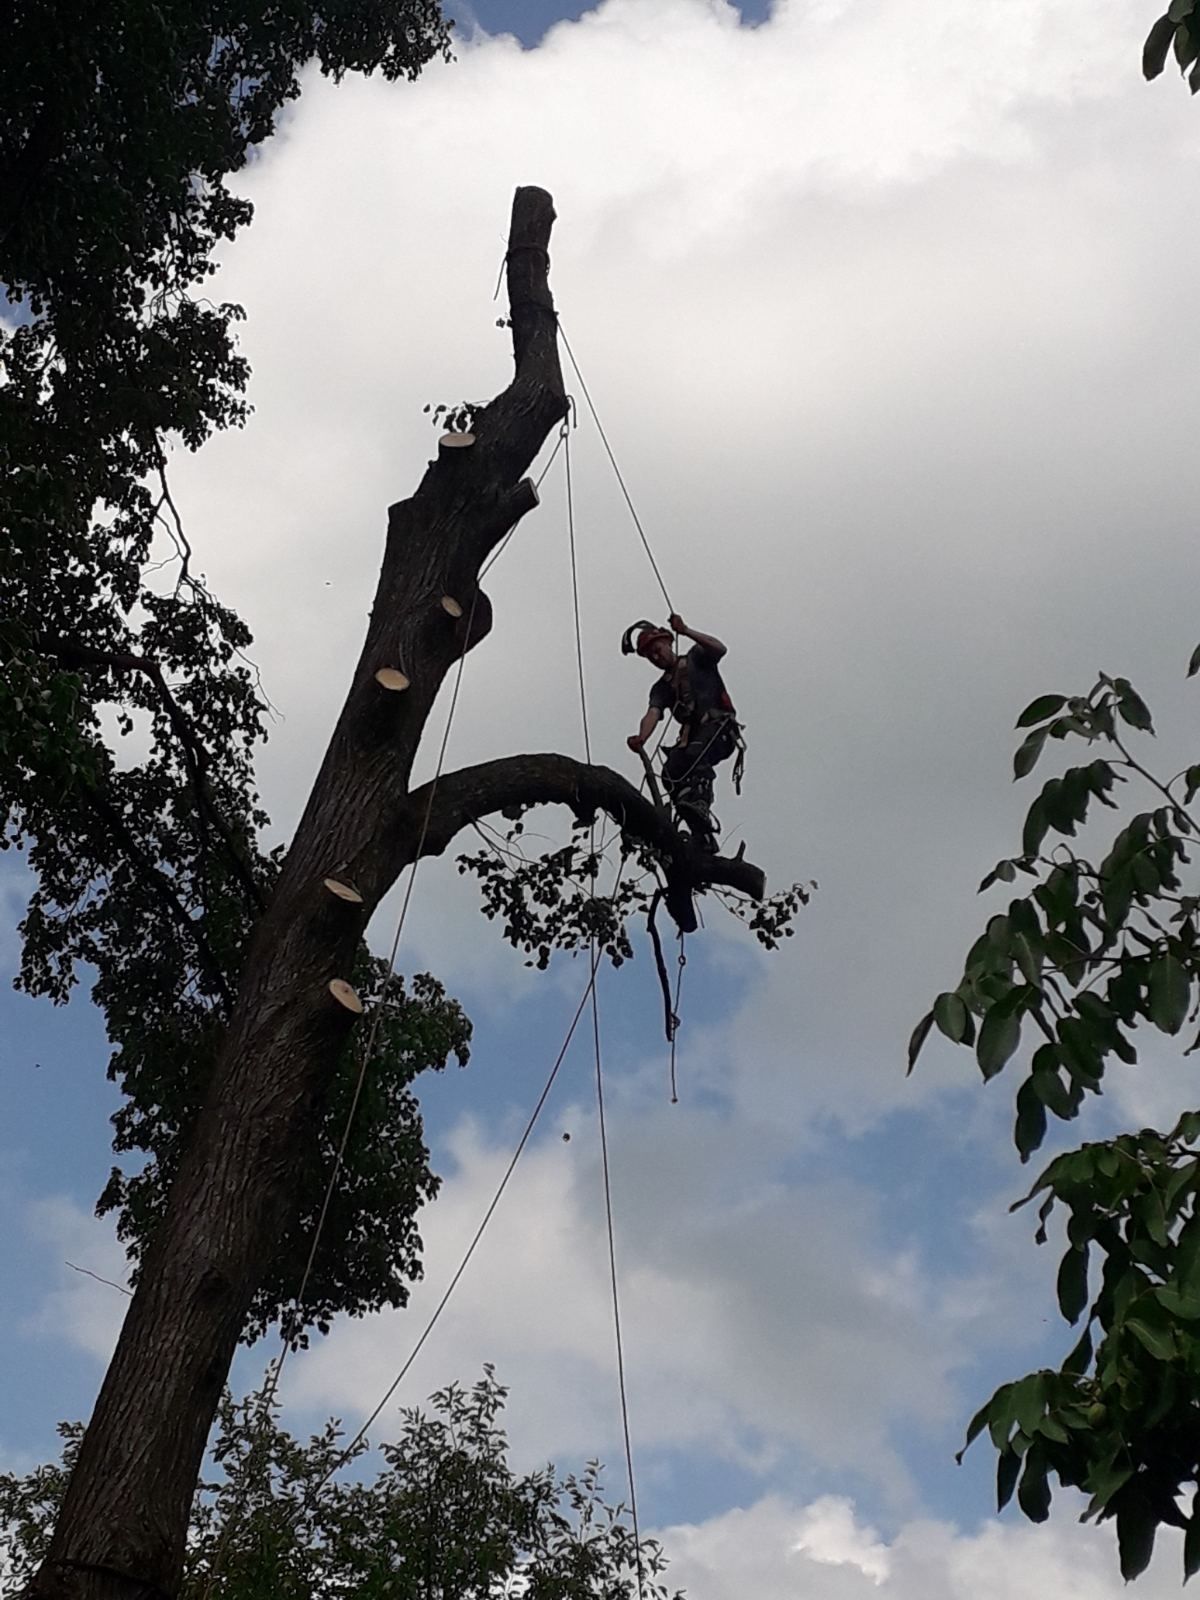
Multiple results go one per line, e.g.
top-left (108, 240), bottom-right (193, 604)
top-left (662, 718), bottom-right (736, 842)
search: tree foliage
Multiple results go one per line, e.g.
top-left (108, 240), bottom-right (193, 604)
top-left (1144, 2), bottom-right (1200, 92)
top-left (0, 1370), bottom-right (680, 1600)
top-left (1, 0), bottom-right (457, 1344)
top-left (459, 810), bottom-right (810, 973)
top-left (914, 658), bottom-right (1200, 1580)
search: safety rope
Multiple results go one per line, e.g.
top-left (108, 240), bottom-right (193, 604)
top-left (558, 321), bottom-right (673, 617)
top-left (213, 423), bottom-right (644, 1589)
top-left (564, 416), bottom-right (645, 1599)
top-left (215, 323), bottom-right (671, 1591)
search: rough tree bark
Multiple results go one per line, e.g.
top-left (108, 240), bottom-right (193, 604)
top-left (30, 186), bottom-right (765, 1600)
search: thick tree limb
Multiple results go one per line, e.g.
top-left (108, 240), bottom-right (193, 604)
top-left (404, 752), bottom-right (767, 902)
top-left (462, 187), bottom-right (568, 564)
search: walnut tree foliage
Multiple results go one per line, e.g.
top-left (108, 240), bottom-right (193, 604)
top-left (1144, 1), bottom-right (1200, 92)
top-left (0, 1369), bottom-right (681, 1600)
top-left (0, 0), bottom-right (459, 1345)
top-left (458, 812), bottom-right (810, 973)
top-left (912, 655), bottom-right (1200, 1582)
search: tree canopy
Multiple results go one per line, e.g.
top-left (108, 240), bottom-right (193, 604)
top-left (1, 2), bottom-right (463, 1345)
top-left (914, 657), bottom-right (1200, 1581)
top-left (0, 1369), bottom-right (680, 1600)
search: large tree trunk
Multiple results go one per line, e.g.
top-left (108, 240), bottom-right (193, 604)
top-left (30, 186), bottom-right (765, 1600)
top-left (30, 183), bottom-right (566, 1600)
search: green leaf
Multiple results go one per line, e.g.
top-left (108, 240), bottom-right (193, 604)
top-left (1017, 1443), bottom-right (1052, 1523)
top-left (907, 1010), bottom-right (934, 1076)
top-left (1171, 0), bottom-right (1196, 21)
top-left (996, 1447), bottom-right (1021, 1512)
top-left (933, 992), bottom-right (969, 1044)
top-left (1156, 1284), bottom-right (1200, 1320)
top-left (1013, 933), bottom-right (1042, 988)
top-left (1036, 1414), bottom-right (1070, 1445)
top-left (1146, 11), bottom-right (1180, 75)
top-left (1063, 1323), bottom-right (1093, 1375)
top-left (957, 1398), bottom-right (993, 1464)
top-left (1057, 1245), bottom-right (1090, 1324)
top-left (1015, 1078), bottom-right (1048, 1162)
top-left (1011, 732), bottom-right (1049, 780)
top-left (1127, 1317), bottom-right (1177, 1361)
top-left (1023, 798), bottom-right (1050, 859)
top-left (1012, 1373), bottom-right (1048, 1437)
top-left (978, 1003), bottom-right (1023, 1081)
top-left (1031, 1057), bottom-right (1074, 1120)
top-left (1149, 953), bottom-right (1190, 1035)
top-left (1016, 694), bottom-right (1067, 729)
top-left (1189, 642), bottom-right (1200, 679)
top-left (1117, 1498), bottom-right (1157, 1583)
top-left (1086, 1458), bottom-right (1133, 1518)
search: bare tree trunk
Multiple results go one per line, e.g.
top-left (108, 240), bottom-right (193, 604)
top-left (29, 186), bottom-right (765, 1600)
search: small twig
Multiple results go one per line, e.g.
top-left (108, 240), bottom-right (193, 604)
top-left (1112, 736), bottom-right (1200, 836)
top-left (66, 1260), bottom-right (132, 1298)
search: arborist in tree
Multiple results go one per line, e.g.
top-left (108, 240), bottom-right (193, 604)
top-left (623, 613), bottom-right (744, 852)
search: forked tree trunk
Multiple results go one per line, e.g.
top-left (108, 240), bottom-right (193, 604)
top-left (30, 186), bottom-right (764, 1600)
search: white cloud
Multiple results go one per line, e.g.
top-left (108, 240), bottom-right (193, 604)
top-left (287, 1100), bottom-right (1031, 1499)
top-left (660, 1493), bottom-right (1188, 1600)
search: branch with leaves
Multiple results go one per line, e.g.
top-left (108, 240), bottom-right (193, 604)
top-left (913, 654), bottom-right (1200, 1581)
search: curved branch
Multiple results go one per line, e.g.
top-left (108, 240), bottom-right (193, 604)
top-left (403, 752), bottom-right (767, 902)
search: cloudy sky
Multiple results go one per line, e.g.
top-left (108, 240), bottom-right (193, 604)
top-left (8, 0), bottom-right (1200, 1592)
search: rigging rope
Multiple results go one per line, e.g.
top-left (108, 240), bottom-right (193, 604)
top-left (234, 424), bottom-right (643, 1585)
top-left (558, 321), bottom-right (673, 617)
top-left (216, 319), bottom-right (673, 1589)
top-left (564, 416), bottom-right (645, 1598)
top-left (557, 323), bottom-right (696, 1111)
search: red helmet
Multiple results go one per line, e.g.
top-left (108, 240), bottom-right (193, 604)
top-left (621, 619), bottom-right (673, 658)
top-left (636, 627), bottom-right (673, 658)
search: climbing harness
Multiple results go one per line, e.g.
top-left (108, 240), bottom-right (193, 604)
top-left (625, 620), bottom-right (749, 847)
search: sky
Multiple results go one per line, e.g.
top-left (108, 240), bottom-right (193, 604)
top-left (7, 0), bottom-right (1200, 1593)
